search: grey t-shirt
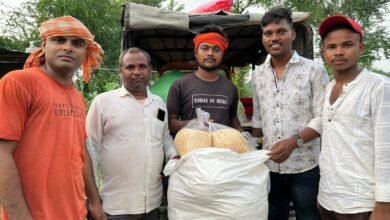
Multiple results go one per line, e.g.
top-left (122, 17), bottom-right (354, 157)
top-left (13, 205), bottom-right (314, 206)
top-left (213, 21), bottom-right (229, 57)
top-left (167, 73), bottom-right (239, 126)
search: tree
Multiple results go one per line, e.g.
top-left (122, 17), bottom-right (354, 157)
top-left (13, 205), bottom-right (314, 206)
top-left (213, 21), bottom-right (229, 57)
top-left (165, 0), bottom-right (185, 11)
top-left (232, 65), bottom-right (253, 97)
top-left (0, 0), bottom-right (39, 51)
top-left (232, 0), bottom-right (263, 13)
top-left (35, 0), bottom-right (123, 68)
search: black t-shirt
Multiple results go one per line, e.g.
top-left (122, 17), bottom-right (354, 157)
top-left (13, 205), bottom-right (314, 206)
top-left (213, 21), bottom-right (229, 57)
top-left (167, 73), bottom-right (239, 126)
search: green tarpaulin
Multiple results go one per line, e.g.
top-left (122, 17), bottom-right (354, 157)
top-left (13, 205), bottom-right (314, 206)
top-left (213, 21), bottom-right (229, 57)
top-left (150, 70), bottom-right (184, 102)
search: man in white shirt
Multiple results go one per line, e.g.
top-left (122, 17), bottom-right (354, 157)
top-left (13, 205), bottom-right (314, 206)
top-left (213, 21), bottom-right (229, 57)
top-left (86, 47), bottom-right (178, 220)
top-left (318, 15), bottom-right (390, 220)
top-left (251, 7), bottom-right (329, 220)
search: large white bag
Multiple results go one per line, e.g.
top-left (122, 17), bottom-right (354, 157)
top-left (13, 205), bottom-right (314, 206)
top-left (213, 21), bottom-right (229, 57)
top-left (164, 148), bottom-right (270, 220)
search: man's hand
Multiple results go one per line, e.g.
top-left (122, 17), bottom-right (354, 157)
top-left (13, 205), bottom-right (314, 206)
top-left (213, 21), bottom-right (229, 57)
top-left (88, 201), bottom-right (107, 220)
top-left (0, 139), bottom-right (33, 220)
top-left (370, 202), bottom-right (390, 220)
top-left (267, 137), bottom-right (297, 163)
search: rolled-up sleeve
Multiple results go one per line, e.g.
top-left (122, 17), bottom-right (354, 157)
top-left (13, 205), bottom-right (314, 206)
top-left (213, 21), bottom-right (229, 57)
top-left (86, 97), bottom-right (103, 185)
top-left (373, 80), bottom-right (390, 202)
top-left (162, 106), bottom-right (177, 160)
top-left (307, 66), bottom-right (329, 134)
top-left (163, 122), bottom-right (177, 160)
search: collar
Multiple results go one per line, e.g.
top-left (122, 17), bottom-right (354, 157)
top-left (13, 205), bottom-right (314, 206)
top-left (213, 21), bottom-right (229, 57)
top-left (119, 85), bottom-right (157, 102)
top-left (264, 50), bottom-right (300, 68)
top-left (343, 68), bottom-right (367, 87)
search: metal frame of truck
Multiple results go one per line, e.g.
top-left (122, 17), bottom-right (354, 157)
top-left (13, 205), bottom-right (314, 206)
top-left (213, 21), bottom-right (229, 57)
top-left (121, 2), bottom-right (314, 78)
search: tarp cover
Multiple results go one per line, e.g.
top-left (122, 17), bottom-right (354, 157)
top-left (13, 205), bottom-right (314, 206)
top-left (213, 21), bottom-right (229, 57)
top-left (125, 3), bottom-right (309, 32)
top-left (149, 69), bottom-right (184, 102)
top-left (122, 3), bottom-right (313, 69)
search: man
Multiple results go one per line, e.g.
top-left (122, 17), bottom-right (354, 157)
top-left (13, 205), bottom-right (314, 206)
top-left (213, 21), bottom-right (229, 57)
top-left (0, 16), bottom-right (105, 219)
top-left (86, 47), bottom-right (178, 219)
top-left (251, 8), bottom-right (329, 220)
top-left (167, 24), bottom-right (243, 135)
top-left (318, 15), bottom-right (390, 220)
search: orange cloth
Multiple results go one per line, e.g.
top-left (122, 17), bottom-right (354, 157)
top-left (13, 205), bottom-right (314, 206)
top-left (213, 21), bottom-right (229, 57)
top-left (0, 67), bottom-right (87, 219)
top-left (24, 16), bottom-right (103, 83)
top-left (193, 32), bottom-right (228, 52)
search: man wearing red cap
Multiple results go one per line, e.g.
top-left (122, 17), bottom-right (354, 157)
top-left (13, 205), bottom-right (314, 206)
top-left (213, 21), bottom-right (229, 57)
top-left (167, 24), bottom-right (243, 135)
top-left (0, 16), bottom-right (105, 219)
top-left (318, 15), bottom-right (390, 219)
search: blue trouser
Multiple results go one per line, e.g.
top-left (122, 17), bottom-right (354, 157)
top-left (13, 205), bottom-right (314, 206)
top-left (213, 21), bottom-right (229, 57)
top-left (268, 166), bottom-right (320, 220)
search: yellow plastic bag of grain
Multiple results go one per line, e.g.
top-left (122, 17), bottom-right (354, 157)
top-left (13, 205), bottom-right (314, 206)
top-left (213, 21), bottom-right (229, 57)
top-left (212, 128), bottom-right (249, 153)
top-left (174, 127), bottom-right (249, 156)
top-left (174, 128), bottom-right (212, 156)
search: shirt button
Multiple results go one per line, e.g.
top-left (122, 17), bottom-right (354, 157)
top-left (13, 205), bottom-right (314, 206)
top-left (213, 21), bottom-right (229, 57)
top-left (328, 119), bottom-right (331, 122)
top-left (278, 136), bottom-right (281, 139)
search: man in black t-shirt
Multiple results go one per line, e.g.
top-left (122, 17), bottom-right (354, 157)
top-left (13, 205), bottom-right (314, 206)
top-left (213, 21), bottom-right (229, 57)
top-left (167, 24), bottom-right (243, 135)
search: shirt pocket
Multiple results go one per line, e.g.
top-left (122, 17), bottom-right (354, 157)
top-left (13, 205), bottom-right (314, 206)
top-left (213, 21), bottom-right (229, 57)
top-left (289, 87), bottom-right (311, 110)
top-left (150, 117), bottom-right (165, 140)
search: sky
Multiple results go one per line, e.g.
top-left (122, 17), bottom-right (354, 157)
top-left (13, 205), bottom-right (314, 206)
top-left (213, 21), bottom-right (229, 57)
top-left (1, 0), bottom-right (389, 71)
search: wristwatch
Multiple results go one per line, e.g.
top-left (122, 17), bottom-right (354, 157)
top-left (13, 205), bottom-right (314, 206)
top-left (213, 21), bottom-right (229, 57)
top-left (292, 134), bottom-right (304, 148)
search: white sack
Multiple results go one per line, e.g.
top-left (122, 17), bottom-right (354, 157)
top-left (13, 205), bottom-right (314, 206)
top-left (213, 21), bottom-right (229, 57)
top-left (164, 148), bottom-right (270, 220)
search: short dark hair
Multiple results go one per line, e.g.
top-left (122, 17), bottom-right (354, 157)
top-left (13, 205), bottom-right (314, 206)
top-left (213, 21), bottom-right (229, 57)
top-left (119, 47), bottom-right (152, 68)
top-left (261, 7), bottom-right (293, 29)
top-left (322, 25), bottom-right (362, 42)
top-left (197, 24), bottom-right (229, 40)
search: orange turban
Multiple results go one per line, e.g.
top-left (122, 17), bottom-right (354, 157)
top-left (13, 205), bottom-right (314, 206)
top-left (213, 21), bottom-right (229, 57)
top-left (193, 32), bottom-right (228, 52)
top-left (24, 16), bottom-right (103, 83)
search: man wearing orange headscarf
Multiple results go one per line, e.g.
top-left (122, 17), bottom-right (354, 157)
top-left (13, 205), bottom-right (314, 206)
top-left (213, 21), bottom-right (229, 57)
top-left (167, 24), bottom-right (243, 135)
top-left (0, 16), bottom-right (105, 220)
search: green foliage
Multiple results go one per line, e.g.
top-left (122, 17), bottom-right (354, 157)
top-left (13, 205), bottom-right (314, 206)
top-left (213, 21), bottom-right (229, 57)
top-left (31, 0), bottom-right (124, 105)
top-left (165, 0), bottom-right (185, 11)
top-left (35, 0), bottom-right (123, 68)
top-left (0, 0), bottom-right (40, 50)
top-left (75, 69), bottom-right (121, 110)
top-left (232, 66), bottom-right (253, 98)
top-left (232, 0), bottom-right (265, 13)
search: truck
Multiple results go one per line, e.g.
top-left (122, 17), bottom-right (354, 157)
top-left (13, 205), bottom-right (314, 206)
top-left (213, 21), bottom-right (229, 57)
top-left (120, 2), bottom-right (314, 126)
top-left (121, 4), bottom-right (312, 218)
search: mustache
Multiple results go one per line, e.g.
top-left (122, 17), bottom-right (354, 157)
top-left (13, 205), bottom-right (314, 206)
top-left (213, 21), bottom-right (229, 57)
top-left (204, 58), bottom-right (216, 62)
top-left (58, 54), bottom-right (76, 60)
top-left (331, 58), bottom-right (348, 62)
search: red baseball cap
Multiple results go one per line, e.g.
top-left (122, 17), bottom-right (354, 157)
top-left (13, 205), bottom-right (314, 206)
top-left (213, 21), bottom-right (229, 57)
top-left (319, 15), bottom-right (363, 41)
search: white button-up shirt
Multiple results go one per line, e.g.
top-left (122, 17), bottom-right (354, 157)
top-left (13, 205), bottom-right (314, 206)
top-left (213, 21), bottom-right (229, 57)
top-left (252, 52), bottom-right (329, 173)
top-left (86, 86), bottom-right (177, 215)
top-left (318, 69), bottom-right (390, 213)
